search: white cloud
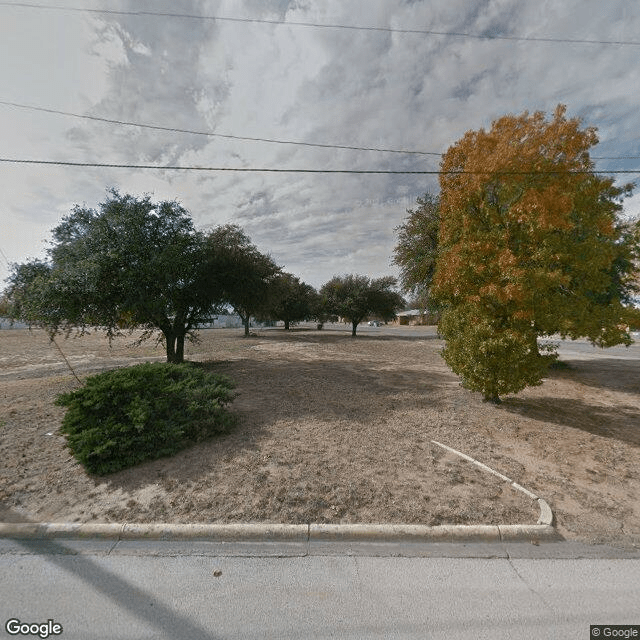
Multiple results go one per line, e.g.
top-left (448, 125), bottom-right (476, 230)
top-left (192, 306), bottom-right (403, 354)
top-left (1, 0), bottom-right (639, 290)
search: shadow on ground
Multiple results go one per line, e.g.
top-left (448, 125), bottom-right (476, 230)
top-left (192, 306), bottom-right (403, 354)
top-left (550, 357), bottom-right (640, 396)
top-left (97, 354), bottom-right (452, 493)
top-left (252, 328), bottom-right (442, 343)
top-left (502, 395), bottom-right (640, 447)
top-left (0, 503), bottom-right (32, 523)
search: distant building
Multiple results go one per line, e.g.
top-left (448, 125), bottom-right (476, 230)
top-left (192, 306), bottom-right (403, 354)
top-left (196, 315), bottom-right (244, 329)
top-left (394, 309), bottom-right (439, 326)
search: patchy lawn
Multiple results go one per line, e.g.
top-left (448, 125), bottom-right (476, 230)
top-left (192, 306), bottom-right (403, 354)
top-left (1, 325), bottom-right (638, 549)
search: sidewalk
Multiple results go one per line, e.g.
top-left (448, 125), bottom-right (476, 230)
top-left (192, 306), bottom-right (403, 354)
top-left (2, 537), bottom-right (639, 640)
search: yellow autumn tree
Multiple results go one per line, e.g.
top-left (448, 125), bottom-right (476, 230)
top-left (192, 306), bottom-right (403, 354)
top-left (432, 105), bottom-right (639, 403)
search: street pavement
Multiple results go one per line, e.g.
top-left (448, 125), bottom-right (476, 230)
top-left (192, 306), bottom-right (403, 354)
top-left (298, 323), bottom-right (640, 360)
top-left (1, 538), bottom-right (639, 640)
top-left (539, 334), bottom-right (640, 360)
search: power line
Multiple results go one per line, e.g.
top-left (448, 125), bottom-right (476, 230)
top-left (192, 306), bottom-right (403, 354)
top-left (592, 155), bottom-right (640, 160)
top-left (2, 1), bottom-right (640, 47)
top-left (1, 157), bottom-right (638, 175)
top-left (0, 100), bottom-right (442, 156)
top-left (0, 158), bottom-right (440, 173)
top-left (2, 100), bottom-right (639, 162)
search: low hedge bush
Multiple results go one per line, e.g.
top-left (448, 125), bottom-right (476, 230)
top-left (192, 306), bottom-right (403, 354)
top-left (55, 362), bottom-right (236, 475)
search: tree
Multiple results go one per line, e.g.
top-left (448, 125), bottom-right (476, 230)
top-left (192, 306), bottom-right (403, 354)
top-left (431, 105), bottom-right (640, 402)
top-left (0, 292), bottom-right (10, 318)
top-left (5, 190), bottom-right (229, 363)
top-left (438, 301), bottom-right (552, 403)
top-left (3, 260), bottom-right (54, 326)
top-left (263, 272), bottom-right (317, 330)
top-left (393, 193), bottom-right (440, 312)
top-left (628, 216), bottom-right (640, 319)
top-left (320, 274), bottom-right (404, 336)
top-left (601, 215), bottom-right (640, 309)
top-left (203, 225), bottom-right (280, 337)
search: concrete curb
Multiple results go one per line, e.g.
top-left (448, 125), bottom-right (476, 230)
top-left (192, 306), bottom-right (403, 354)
top-left (0, 443), bottom-right (558, 543)
top-left (0, 522), bottom-right (558, 542)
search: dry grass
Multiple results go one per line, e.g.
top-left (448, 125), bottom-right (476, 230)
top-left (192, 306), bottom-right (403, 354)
top-left (1, 325), bottom-right (639, 548)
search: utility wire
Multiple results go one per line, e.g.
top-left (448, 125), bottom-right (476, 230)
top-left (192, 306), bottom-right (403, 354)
top-left (594, 155), bottom-right (640, 160)
top-left (1, 1), bottom-right (639, 46)
top-left (2, 100), bottom-right (638, 161)
top-left (1, 158), bottom-right (638, 175)
top-left (0, 100), bottom-right (443, 156)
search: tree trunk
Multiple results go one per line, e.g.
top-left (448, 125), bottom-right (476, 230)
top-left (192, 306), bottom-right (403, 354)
top-left (529, 332), bottom-right (540, 358)
top-left (351, 321), bottom-right (358, 337)
top-left (175, 334), bottom-right (185, 363)
top-left (243, 316), bottom-right (250, 337)
top-left (284, 319), bottom-right (290, 330)
top-left (164, 330), bottom-right (177, 363)
top-left (483, 393), bottom-right (502, 404)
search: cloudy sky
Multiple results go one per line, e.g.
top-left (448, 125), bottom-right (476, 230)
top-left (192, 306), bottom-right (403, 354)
top-left (1, 0), bottom-right (639, 289)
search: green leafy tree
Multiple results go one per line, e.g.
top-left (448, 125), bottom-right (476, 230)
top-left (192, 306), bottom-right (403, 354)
top-left (263, 272), bottom-right (317, 330)
top-left (204, 225), bottom-right (280, 337)
top-left (601, 216), bottom-right (640, 309)
top-left (320, 274), bottom-right (404, 336)
top-left (629, 216), bottom-right (640, 323)
top-left (309, 287), bottom-right (331, 328)
top-left (5, 190), bottom-right (228, 363)
top-left (432, 105), bottom-right (640, 402)
top-left (0, 292), bottom-right (10, 318)
top-left (3, 260), bottom-right (54, 325)
top-left (393, 193), bottom-right (441, 312)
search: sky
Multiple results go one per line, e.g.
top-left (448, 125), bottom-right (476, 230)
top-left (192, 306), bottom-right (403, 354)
top-left (1, 0), bottom-right (640, 290)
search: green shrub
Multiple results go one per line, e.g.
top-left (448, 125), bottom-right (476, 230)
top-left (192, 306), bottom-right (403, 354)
top-left (55, 362), bottom-right (236, 475)
top-left (438, 303), bottom-right (554, 403)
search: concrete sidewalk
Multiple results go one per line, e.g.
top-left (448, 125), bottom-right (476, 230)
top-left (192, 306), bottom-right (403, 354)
top-left (2, 538), bottom-right (639, 640)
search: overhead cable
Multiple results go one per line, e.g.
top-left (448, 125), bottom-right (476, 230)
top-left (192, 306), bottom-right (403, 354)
top-left (1, 100), bottom-right (638, 161)
top-left (1, 1), bottom-right (639, 46)
top-left (1, 158), bottom-right (638, 175)
top-left (0, 100), bottom-right (442, 156)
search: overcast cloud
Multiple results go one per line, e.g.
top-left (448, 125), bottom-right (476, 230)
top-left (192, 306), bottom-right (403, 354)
top-left (1, 0), bottom-right (639, 288)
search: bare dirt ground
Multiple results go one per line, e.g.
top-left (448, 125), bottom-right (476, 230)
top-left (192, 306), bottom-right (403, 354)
top-left (1, 325), bottom-right (639, 548)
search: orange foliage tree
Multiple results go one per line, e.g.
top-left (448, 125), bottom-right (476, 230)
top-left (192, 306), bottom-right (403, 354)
top-left (432, 105), bottom-right (639, 403)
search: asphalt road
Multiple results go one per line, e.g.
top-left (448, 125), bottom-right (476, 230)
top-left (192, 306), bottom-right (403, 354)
top-left (288, 323), bottom-right (640, 360)
top-left (542, 335), bottom-right (640, 360)
top-left (1, 539), bottom-right (639, 640)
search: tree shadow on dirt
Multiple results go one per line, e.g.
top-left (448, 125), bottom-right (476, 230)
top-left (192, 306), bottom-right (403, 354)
top-left (207, 355), bottom-right (451, 420)
top-left (249, 329), bottom-right (442, 343)
top-left (0, 503), bottom-right (32, 523)
top-left (98, 355), bottom-right (452, 492)
top-left (549, 357), bottom-right (640, 396)
top-left (501, 396), bottom-right (640, 447)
